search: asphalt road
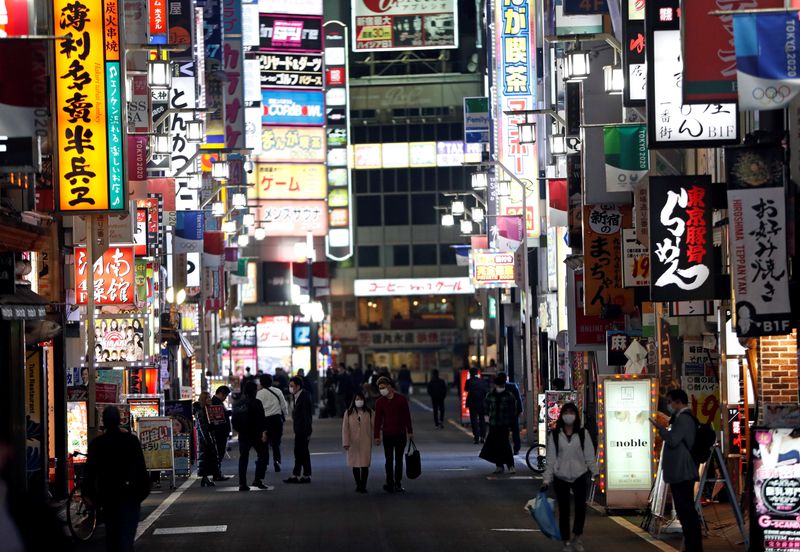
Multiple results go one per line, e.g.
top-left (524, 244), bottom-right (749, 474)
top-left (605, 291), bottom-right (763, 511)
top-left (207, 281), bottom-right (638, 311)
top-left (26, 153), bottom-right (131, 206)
top-left (77, 398), bottom-right (666, 552)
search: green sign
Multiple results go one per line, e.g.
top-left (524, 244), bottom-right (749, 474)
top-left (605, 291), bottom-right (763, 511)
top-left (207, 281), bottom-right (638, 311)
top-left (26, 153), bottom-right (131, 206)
top-left (604, 124), bottom-right (649, 193)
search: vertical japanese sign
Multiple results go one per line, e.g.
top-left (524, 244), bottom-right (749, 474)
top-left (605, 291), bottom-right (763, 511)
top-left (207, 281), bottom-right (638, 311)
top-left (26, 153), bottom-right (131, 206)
top-left (493, 0), bottom-right (540, 238)
top-left (682, 0), bottom-right (784, 104)
top-left (621, 228), bottom-right (650, 287)
top-left (223, 0), bottom-right (245, 148)
top-left (74, 245), bottom-right (136, 304)
top-left (582, 204), bottom-right (634, 316)
top-left (648, 176), bottom-right (715, 301)
top-left (204, 0), bottom-right (225, 144)
top-left (168, 77), bottom-right (198, 177)
top-left (324, 21), bottom-right (353, 261)
top-left (726, 145), bottom-right (792, 337)
top-left (646, 0), bottom-right (739, 148)
top-left (149, 0), bottom-right (168, 42)
top-left (54, 0), bottom-right (125, 213)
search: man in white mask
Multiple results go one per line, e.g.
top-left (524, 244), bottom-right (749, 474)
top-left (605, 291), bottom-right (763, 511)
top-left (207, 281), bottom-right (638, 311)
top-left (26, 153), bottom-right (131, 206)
top-left (373, 377), bottom-right (414, 493)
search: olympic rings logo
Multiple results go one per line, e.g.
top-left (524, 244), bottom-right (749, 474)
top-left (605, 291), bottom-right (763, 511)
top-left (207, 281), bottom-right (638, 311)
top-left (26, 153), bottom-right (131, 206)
top-left (751, 85), bottom-right (792, 104)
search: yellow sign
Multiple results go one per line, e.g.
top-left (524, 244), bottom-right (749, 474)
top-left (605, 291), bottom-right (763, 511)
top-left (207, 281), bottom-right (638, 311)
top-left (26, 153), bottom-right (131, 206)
top-left (470, 249), bottom-right (517, 288)
top-left (259, 126), bottom-right (326, 163)
top-left (137, 417), bottom-right (174, 470)
top-left (256, 163), bottom-right (327, 200)
top-left (54, 0), bottom-right (124, 212)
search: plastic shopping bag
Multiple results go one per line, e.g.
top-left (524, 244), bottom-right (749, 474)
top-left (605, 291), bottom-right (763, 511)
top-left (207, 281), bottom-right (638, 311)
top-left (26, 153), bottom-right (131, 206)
top-left (524, 490), bottom-right (561, 540)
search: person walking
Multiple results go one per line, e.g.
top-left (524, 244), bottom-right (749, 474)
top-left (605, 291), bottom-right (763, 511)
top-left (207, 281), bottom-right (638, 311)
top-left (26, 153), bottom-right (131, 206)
top-left (193, 391), bottom-right (219, 487)
top-left (650, 389), bottom-right (703, 552)
top-left (426, 369), bottom-right (447, 429)
top-left (541, 402), bottom-right (598, 552)
top-left (464, 368), bottom-right (488, 444)
top-left (342, 391), bottom-right (374, 493)
top-left (285, 376), bottom-right (313, 484)
top-left (373, 377), bottom-right (413, 493)
top-left (83, 406), bottom-right (150, 552)
top-left (256, 374), bottom-right (288, 473)
top-left (210, 385), bottom-right (232, 481)
top-left (500, 371), bottom-right (523, 454)
top-left (480, 374), bottom-right (517, 474)
top-left (335, 364), bottom-right (355, 418)
top-left (397, 364), bottom-right (412, 396)
top-left (232, 381), bottom-right (269, 491)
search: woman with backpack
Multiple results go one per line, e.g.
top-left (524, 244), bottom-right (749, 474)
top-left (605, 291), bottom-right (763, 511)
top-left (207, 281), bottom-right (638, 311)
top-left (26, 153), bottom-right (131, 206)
top-left (541, 403), bottom-right (598, 552)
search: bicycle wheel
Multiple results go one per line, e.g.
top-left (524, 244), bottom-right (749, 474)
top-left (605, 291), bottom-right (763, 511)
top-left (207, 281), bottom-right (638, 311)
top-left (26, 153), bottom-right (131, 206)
top-left (526, 443), bottom-right (547, 473)
top-left (66, 485), bottom-right (97, 541)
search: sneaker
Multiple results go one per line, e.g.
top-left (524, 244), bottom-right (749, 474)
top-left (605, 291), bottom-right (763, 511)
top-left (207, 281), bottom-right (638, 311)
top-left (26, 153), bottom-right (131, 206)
top-left (383, 484), bottom-right (395, 493)
top-left (251, 480), bottom-right (269, 490)
top-left (299, 477), bottom-right (311, 484)
top-left (284, 477), bottom-right (301, 484)
top-left (508, 466), bottom-right (516, 475)
top-left (562, 541), bottom-right (573, 552)
top-left (273, 462), bottom-right (281, 473)
top-left (572, 536), bottom-right (584, 552)
top-left (492, 467), bottom-right (505, 475)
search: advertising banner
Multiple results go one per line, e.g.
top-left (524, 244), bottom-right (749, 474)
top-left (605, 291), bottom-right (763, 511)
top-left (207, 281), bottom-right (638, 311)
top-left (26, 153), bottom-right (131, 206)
top-left (256, 163), bottom-right (327, 199)
top-left (67, 401), bottom-right (88, 455)
top-left (750, 428), bottom-right (800, 552)
top-left (164, 400), bottom-right (192, 475)
top-left (231, 324), bottom-right (257, 347)
top-left (128, 135), bottom-right (147, 181)
top-left (257, 52), bottom-right (323, 88)
top-left (568, 272), bottom-right (623, 349)
top-left (351, 0), bottom-right (458, 52)
top-left (354, 277), bottom-right (475, 297)
top-left (493, 215), bottom-right (525, 252)
top-left (255, 200), bottom-right (328, 236)
top-left (261, 89), bottom-right (324, 126)
top-left (75, 246), bottom-right (135, 305)
top-left (259, 126), bottom-right (325, 163)
top-left (683, 0), bottom-right (784, 104)
top-left (681, 376), bottom-right (721, 431)
top-left (622, 228), bottom-right (650, 287)
top-left (257, 316), bottom-right (292, 347)
top-left (173, 210), bottom-right (204, 253)
top-left (223, 0), bottom-right (246, 149)
top-left (601, 377), bottom-right (655, 505)
top-left (604, 125), bottom-right (648, 192)
top-left (725, 145), bottom-right (792, 337)
top-left (544, 390), bottom-right (578, 426)
top-left (53, 0), bottom-right (125, 213)
top-left (555, 0), bottom-right (603, 35)
top-left (93, 318), bottom-right (146, 364)
top-left (469, 250), bottom-right (517, 289)
top-left (646, 0), bottom-right (738, 149)
top-left (464, 97), bottom-right (490, 144)
top-left (582, 204), bottom-right (634, 316)
top-left (258, 0), bottom-right (322, 14)
top-left (258, 14), bottom-right (322, 52)
top-left (648, 176), bottom-right (715, 301)
top-left (138, 417), bottom-right (174, 470)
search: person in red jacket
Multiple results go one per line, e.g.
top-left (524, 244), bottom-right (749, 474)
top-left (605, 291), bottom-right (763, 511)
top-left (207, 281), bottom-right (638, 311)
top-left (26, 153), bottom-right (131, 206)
top-left (373, 376), bottom-right (413, 493)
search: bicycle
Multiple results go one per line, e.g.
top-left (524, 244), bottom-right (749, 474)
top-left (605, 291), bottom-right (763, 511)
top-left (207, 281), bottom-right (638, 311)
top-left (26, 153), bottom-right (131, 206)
top-left (66, 451), bottom-right (97, 542)
top-left (525, 442), bottom-right (547, 473)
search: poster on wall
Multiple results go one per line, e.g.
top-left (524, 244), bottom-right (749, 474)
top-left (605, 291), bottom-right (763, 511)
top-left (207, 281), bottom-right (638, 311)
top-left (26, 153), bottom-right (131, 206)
top-left (601, 377), bottom-right (655, 506)
top-left (545, 390), bottom-right (578, 426)
top-left (351, 0), bottom-right (458, 52)
top-left (96, 403), bottom-right (131, 431)
top-left (138, 417), bottom-right (174, 470)
top-left (67, 401), bottom-right (88, 456)
top-left (93, 318), bottom-right (145, 364)
top-left (751, 428), bottom-right (800, 552)
top-left (165, 400), bottom-right (193, 475)
top-left (681, 376), bottom-right (720, 432)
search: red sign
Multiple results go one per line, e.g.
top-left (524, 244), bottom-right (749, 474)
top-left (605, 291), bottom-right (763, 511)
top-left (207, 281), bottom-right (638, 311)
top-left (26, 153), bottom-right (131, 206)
top-left (128, 136), bottom-right (147, 181)
top-left (149, 0), bottom-right (166, 34)
top-left (75, 246), bottom-right (136, 305)
top-left (572, 272), bottom-right (623, 346)
top-left (326, 67), bottom-right (345, 86)
top-left (95, 382), bottom-right (118, 403)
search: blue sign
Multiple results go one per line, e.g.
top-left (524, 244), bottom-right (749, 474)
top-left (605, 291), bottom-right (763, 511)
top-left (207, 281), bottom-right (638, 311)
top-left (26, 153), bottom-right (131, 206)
top-left (463, 96), bottom-right (490, 144)
top-left (174, 210), bottom-right (205, 253)
top-left (293, 323), bottom-right (311, 346)
top-left (261, 89), bottom-right (325, 126)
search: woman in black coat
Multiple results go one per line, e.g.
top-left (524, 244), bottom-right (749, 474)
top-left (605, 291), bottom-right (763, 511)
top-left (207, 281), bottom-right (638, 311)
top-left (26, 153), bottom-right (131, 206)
top-left (193, 391), bottom-right (219, 487)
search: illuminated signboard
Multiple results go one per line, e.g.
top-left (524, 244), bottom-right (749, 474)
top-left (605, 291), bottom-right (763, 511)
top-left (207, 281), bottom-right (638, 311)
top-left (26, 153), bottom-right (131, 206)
top-left (353, 143), bottom-right (382, 169)
top-left (93, 317), bottom-right (146, 364)
top-left (54, 0), bottom-right (125, 212)
top-left (257, 315), bottom-right (292, 347)
top-left (381, 143), bottom-right (410, 169)
top-left (256, 52), bottom-right (324, 89)
top-left (258, 0), bottom-right (322, 15)
top-left (354, 277), bottom-right (475, 297)
top-left (469, 249), bottom-right (517, 289)
top-left (74, 246), bottom-right (136, 305)
top-left (351, 0), bottom-right (458, 52)
top-left (352, 141), bottom-right (482, 169)
top-left (621, 0), bottom-right (646, 107)
top-left (410, 142), bottom-right (437, 167)
top-left (255, 200), bottom-right (328, 236)
top-left (256, 163), bottom-right (327, 199)
top-left (262, 89), bottom-right (325, 126)
top-left (259, 14), bottom-right (322, 52)
top-left (259, 126), bottom-right (326, 163)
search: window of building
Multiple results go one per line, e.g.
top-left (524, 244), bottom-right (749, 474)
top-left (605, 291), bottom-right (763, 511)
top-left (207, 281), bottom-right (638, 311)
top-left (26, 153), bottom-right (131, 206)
top-left (358, 297), bottom-right (384, 330)
top-left (383, 169), bottom-right (396, 193)
top-left (393, 245), bottom-right (410, 266)
top-left (384, 194), bottom-right (409, 225)
top-left (354, 170), bottom-right (368, 194)
top-left (344, 300), bottom-right (356, 319)
top-left (411, 193), bottom-right (437, 225)
top-left (412, 244), bottom-right (437, 265)
top-left (357, 195), bottom-right (381, 226)
top-left (410, 168), bottom-right (424, 191)
top-left (439, 244), bottom-right (457, 265)
top-left (358, 245), bottom-right (380, 267)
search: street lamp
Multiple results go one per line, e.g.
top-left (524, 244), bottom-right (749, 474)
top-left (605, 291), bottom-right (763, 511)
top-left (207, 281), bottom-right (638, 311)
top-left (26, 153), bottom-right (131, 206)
top-left (211, 201), bottom-right (225, 217)
top-left (186, 119), bottom-right (205, 143)
top-left (470, 318), bottom-right (485, 369)
top-left (441, 213), bottom-right (455, 227)
top-left (471, 172), bottom-right (488, 191)
top-left (565, 48), bottom-right (591, 81)
top-left (460, 219), bottom-right (473, 234)
top-left (470, 318), bottom-right (485, 331)
top-left (254, 227), bottom-right (267, 241)
top-left (148, 58), bottom-right (171, 88)
top-left (151, 134), bottom-right (170, 156)
top-left (604, 63), bottom-right (624, 95)
top-left (471, 207), bottom-right (485, 223)
top-left (498, 180), bottom-right (512, 198)
top-left (242, 213), bottom-right (256, 227)
top-left (519, 120), bottom-right (537, 144)
top-left (451, 200), bottom-right (465, 216)
top-left (222, 220), bottom-right (237, 234)
top-left (211, 160), bottom-right (229, 180)
top-left (237, 233), bottom-right (250, 247)
top-left (166, 287), bottom-right (186, 305)
top-left (550, 131), bottom-right (567, 156)
top-left (231, 192), bottom-right (247, 209)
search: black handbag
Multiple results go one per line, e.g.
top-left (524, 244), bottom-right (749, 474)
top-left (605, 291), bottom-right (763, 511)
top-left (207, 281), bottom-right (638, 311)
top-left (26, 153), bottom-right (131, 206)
top-left (405, 439), bottom-right (421, 479)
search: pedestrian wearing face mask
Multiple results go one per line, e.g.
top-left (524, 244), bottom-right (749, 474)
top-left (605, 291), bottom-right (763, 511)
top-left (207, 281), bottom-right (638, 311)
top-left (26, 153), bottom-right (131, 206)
top-left (284, 376), bottom-right (313, 484)
top-left (541, 402), bottom-right (598, 552)
top-left (342, 391), bottom-right (374, 493)
top-left (373, 377), bottom-right (413, 493)
top-left (479, 374), bottom-right (517, 474)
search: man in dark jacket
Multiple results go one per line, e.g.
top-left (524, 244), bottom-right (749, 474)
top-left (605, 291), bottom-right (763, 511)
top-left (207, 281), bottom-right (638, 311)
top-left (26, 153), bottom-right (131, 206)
top-left (83, 406), bottom-right (149, 552)
top-left (233, 381), bottom-right (269, 491)
top-left (285, 376), bottom-right (313, 484)
top-left (464, 368), bottom-right (488, 444)
top-left (210, 385), bottom-right (231, 480)
top-left (427, 369), bottom-right (448, 429)
top-left (335, 364), bottom-right (354, 417)
top-left (397, 364), bottom-right (412, 395)
top-left (374, 377), bottom-right (414, 493)
top-left (499, 371), bottom-right (524, 454)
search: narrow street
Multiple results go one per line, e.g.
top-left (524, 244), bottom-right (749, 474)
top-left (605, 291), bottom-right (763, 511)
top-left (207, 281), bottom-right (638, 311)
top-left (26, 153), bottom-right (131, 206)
top-left (77, 401), bottom-right (662, 552)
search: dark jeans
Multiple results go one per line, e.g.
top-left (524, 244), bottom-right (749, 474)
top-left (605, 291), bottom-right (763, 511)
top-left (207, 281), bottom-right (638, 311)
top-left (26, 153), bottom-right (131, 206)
top-left (104, 501), bottom-right (140, 552)
top-left (265, 415), bottom-right (283, 465)
top-left (511, 415), bottom-right (521, 454)
top-left (293, 434), bottom-right (312, 477)
top-left (213, 429), bottom-right (228, 476)
top-left (399, 381), bottom-right (411, 395)
top-left (469, 406), bottom-right (486, 440)
top-left (352, 467), bottom-right (369, 489)
top-left (432, 398), bottom-right (445, 426)
top-left (239, 434), bottom-right (268, 484)
top-left (671, 479), bottom-right (704, 552)
top-left (553, 472), bottom-right (589, 541)
top-left (383, 433), bottom-right (407, 485)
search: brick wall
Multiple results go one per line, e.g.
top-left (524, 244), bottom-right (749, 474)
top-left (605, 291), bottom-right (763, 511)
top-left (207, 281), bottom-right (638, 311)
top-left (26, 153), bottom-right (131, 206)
top-left (759, 329), bottom-right (799, 406)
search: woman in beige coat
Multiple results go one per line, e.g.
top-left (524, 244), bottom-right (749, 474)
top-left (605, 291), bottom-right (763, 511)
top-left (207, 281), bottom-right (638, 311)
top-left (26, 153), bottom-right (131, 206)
top-left (342, 391), bottom-right (374, 493)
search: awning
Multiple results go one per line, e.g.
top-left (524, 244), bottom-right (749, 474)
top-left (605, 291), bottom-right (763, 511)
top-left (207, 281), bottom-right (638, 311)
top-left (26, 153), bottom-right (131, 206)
top-left (0, 286), bottom-right (49, 320)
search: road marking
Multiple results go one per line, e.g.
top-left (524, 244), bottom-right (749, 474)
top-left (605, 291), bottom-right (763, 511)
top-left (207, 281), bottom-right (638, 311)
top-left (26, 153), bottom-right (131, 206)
top-left (447, 419), bottom-right (473, 437)
top-left (216, 485), bottom-right (274, 492)
top-left (153, 525), bottom-right (228, 536)
top-left (440, 468), bottom-right (471, 471)
top-left (135, 477), bottom-right (196, 541)
top-left (410, 398), bottom-right (433, 412)
top-left (310, 451), bottom-right (339, 456)
top-left (606, 515), bottom-right (678, 551)
top-left (491, 528), bottom-right (540, 532)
